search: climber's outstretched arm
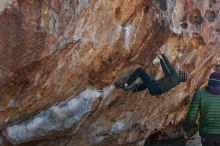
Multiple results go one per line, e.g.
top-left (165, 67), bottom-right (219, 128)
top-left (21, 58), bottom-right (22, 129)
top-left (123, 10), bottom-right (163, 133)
top-left (159, 54), bottom-right (175, 76)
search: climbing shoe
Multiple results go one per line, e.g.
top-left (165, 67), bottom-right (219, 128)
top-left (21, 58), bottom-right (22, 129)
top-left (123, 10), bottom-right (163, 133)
top-left (115, 83), bottom-right (129, 92)
top-left (115, 83), bottom-right (126, 89)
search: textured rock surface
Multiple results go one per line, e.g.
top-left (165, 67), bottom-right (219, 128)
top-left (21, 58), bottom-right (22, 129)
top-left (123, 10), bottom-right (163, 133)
top-left (0, 0), bottom-right (219, 146)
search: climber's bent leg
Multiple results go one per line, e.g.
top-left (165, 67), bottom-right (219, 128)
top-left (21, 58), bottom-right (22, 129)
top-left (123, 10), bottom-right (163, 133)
top-left (126, 68), bottom-right (161, 94)
top-left (126, 68), bottom-right (153, 86)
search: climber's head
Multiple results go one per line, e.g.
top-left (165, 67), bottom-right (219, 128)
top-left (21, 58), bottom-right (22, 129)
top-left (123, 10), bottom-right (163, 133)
top-left (178, 70), bottom-right (189, 82)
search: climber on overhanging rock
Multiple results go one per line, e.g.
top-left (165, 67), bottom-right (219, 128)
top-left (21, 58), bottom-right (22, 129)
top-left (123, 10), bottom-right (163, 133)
top-left (183, 72), bottom-right (220, 146)
top-left (115, 47), bottom-right (189, 95)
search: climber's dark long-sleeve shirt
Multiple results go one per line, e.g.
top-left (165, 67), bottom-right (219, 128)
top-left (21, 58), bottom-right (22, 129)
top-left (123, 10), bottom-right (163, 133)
top-left (158, 54), bottom-right (182, 93)
top-left (134, 54), bottom-right (182, 94)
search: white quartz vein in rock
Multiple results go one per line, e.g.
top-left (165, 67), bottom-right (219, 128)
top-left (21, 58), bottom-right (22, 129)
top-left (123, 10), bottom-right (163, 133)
top-left (3, 85), bottom-right (115, 144)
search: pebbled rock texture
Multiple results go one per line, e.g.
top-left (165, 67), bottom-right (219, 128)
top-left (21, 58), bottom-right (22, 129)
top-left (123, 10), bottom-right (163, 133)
top-left (0, 0), bottom-right (219, 146)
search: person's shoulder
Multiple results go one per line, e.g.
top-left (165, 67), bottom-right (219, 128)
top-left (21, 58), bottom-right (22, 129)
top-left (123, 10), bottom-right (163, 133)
top-left (193, 88), bottom-right (205, 98)
top-left (197, 88), bottom-right (205, 92)
top-left (195, 87), bottom-right (212, 97)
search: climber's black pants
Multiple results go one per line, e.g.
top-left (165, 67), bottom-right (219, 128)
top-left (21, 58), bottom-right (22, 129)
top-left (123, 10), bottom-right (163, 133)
top-left (126, 68), bottom-right (162, 95)
top-left (202, 135), bottom-right (220, 146)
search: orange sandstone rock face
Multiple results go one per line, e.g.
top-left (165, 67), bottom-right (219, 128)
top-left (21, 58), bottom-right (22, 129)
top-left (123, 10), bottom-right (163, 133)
top-left (0, 0), bottom-right (219, 146)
